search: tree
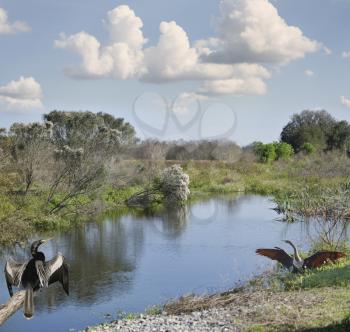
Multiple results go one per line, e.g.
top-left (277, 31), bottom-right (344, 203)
top-left (132, 139), bottom-right (167, 160)
top-left (43, 111), bottom-right (130, 213)
top-left (327, 120), bottom-right (350, 152)
top-left (165, 140), bottom-right (241, 161)
top-left (281, 110), bottom-right (336, 152)
top-left (44, 110), bottom-right (136, 150)
top-left (166, 144), bottom-right (193, 160)
top-left (210, 140), bottom-right (242, 162)
top-left (9, 122), bottom-right (52, 193)
top-left (0, 128), bottom-right (10, 170)
top-left (47, 145), bottom-right (106, 213)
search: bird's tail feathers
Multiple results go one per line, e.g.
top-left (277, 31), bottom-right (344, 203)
top-left (23, 286), bottom-right (34, 319)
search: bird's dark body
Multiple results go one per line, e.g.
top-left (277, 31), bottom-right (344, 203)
top-left (21, 255), bottom-right (44, 290)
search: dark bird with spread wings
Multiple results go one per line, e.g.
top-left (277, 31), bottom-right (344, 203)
top-left (4, 239), bottom-right (69, 319)
top-left (256, 240), bottom-right (345, 272)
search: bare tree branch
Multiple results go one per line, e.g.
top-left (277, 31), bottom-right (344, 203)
top-left (0, 290), bottom-right (25, 326)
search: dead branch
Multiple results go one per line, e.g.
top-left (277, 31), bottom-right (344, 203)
top-left (0, 290), bottom-right (25, 326)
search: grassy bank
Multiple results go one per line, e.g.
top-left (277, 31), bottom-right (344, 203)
top-left (86, 254), bottom-right (350, 331)
top-left (1, 153), bottom-right (350, 246)
top-left (160, 253), bottom-right (350, 331)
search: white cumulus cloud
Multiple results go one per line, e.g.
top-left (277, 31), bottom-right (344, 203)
top-left (55, 1), bottom-right (321, 96)
top-left (341, 96), bottom-right (350, 109)
top-left (202, 0), bottom-right (320, 65)
top-left (105, 5), bottom-right (147, 49)
top-left (0, 7), bottom-right (30, 34)
top-left (0, 77), bottom-right (43, 110)
top-left (55, 6), bottom-right (146, 79)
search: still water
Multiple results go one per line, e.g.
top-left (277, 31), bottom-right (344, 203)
top-left (0, 195), bottom-right (312, 332)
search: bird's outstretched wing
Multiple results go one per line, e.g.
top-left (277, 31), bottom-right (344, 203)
top-left (256, 248), bottom-right (293, 269)
top-left (4, 258), bottom-right (27, 296)
top-left (303, 251), bottom-right (346, 269)
top-left (35, 253), bottom-right (69, 295)
top-left (48, 260), bottom-right (69, 295)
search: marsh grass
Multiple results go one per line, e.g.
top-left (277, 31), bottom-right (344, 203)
top-left (0, 154), bottom-right (349, 246)
top-left (273, 184), bottom-right (350, 249)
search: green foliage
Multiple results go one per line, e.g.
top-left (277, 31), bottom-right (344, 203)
top-left (253, 142), bottom-right (294, 163)
top-left (254, 143), bottom-right (277, 163)
top-left (273, 183), bottom-right (350, 248)
top-left (281, 110), bottom-right (336, 152)
top-left (0, 195), bottom-right (16, 219)
top-left (144, 305), bottom-right (163, 315)
top-left (10, 122), bottom-right (52, 192)
top-left (274, 142), bottom-right (294, 160)
top-left (281, 256), bottom-right (350, 290)
top-left (301, 142), bottom-right (316, 155)
top-left (44, 110), bottom-right (136, 148)
top-left (32, 214), bottom-right (71, 231)
top-left (327, 120), bottom-right (350, 152)
top-left (104, 186), bottom-right (143, 205)
top-left (281, 109), bottom-right (350, 154)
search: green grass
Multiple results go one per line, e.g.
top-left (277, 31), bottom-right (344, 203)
top-left (281, 258), bottom-right (350, 290)
top-left (0, 156), bottom-right (349, 246)
top-left (242, 253), bottom-right (350, 330)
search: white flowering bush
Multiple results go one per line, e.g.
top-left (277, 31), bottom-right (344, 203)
top-left (126, 164), bottom-right (190, 208)
top-left (159, 165), bottom-right (190, 204)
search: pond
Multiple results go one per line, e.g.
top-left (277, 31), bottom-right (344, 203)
top-left (0, 195), bottom-right (313, 332)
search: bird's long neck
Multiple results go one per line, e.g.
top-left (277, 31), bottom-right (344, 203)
top-left (287, 241), bottom-right (302, 262)
top-left (33, 251), bottom-right (45, 261)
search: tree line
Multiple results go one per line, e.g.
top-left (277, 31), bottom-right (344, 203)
top-left (1, 109), bottom-right (350, 191)
top-left (250, 110), bottom-right (350, 163)
top-left (0, 108), bottom-right (349, 246)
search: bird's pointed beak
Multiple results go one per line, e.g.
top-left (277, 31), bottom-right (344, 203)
top-left (41, 237), bottom-right (53, 244)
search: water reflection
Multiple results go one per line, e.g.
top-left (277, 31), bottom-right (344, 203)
top-left (1, 218), bottom-right (145, 311)
top-left (0, 195), bottom-right (324, 332)
top-left (148, 205), bottom-right (189, 238)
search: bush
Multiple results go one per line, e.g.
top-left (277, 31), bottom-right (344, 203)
top-left (274, 142), bottom-right (294, 160)
top-left (254, 143), bottom-right (276, 163)
top-left (301, 142), bottom-right (316, 155)
top-left (159, 165), bottom-right (190, 204)
top-left (126, 165), bottom-right (190, 208)
top-left (253, 142), bottom-right (294, 163)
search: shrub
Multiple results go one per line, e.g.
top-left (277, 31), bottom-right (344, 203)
top-left (126, 165), bottom-right (190, 208)
top-left (254, 143), bottom-right (277, 163)
top-left (274, 142), bottom-right (294, 160)
top-left (301, 142), bottom-right (316, 155)
top-left (159, 165), bottom-right (190, 204)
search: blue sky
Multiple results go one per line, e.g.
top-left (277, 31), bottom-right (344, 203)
top-left (1, 0), bottom-right (350, 145)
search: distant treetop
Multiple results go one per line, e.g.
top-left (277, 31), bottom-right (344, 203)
top-left (281, 110), bottom-right (350, 153)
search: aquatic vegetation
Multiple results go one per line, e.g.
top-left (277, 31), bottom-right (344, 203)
top-left (273, 184), bottom-right (350, 248)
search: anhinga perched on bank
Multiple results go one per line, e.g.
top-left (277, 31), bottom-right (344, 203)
top-left (4, 239), bottom-right (69, 319)
top-left (256, 240), bottom-right (345, 272)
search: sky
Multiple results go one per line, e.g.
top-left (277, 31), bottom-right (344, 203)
top-left (1, 0), bottom-right (350, 145)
